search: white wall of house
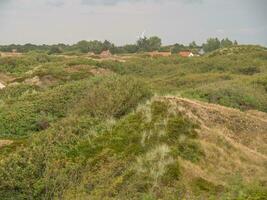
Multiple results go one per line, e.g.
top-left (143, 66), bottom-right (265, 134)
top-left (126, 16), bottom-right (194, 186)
top-left (188, 53), bottom-right (194, 57)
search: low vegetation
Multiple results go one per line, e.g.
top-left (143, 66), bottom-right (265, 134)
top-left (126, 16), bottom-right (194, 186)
top-left (0, 45), bottom-right (266, 199)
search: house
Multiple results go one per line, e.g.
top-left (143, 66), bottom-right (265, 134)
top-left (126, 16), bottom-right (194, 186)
top-left (179, 51), bottom-right (194, 57)
top-left (148, 51), bottom-right (171, 57)
top-left (100, 50), bottom-right (112, 58)
top-left (198, 48), bottom-right (205, 55)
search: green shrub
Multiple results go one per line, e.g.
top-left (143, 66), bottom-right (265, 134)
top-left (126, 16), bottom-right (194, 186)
top-left (0, 84), bottom-right (38, 101)
top-left (166, 115), bottom-right (198, 144)
top-left (192, 177), bottom-right (223, 196)
top-left (183, 82), bottom-right (267, 112)
top-left (0, 79), bottom-right (95, 137)
top-left (221, 175), bottom-right (267, 200)
top-left (76, 75), bottom-right (152, 118)
top-left (150, 100), bottom-right (169, 121)
top-left (0, 54), bottom-right (52, 74)
top-left (162, 161), bottom-right (181, 184)
top-left (236, 66), bottom-right (261, 75)
top-left (174, 140), bottom-right (204, 163)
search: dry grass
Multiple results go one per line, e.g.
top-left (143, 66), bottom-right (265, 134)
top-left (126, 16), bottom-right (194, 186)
top-left (0, 140), bottom-right (13, 148)
top-left (157, 96), bottom-right (267, 184)
top-left (0, 52), bottom-right (22, 58)
top-left (0, 72), bottom-right (15, 83)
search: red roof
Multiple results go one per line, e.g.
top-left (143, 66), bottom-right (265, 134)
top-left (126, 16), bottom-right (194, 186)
top-left (179, 51), bottom-right (192, 57)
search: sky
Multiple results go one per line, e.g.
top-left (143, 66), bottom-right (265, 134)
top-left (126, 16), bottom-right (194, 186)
top-left (0, 0), bottom-right (266, 46)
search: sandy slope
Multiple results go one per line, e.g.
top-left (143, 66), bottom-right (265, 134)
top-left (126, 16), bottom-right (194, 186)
top-left (159, 96), bottom-right (267, 184)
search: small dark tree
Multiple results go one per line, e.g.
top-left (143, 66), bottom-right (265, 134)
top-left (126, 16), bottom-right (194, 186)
top-left (148, 36), bottom-right (162, 51)
top-left (203, 38), bottom-right (221, 52)
top-left (76, 40), bottom-right (89, 53)
top-left (137, 36), bottom-right (162, 52)
top-left (48, 46), bottom-right (62, 55)
top-left (189, 41), bottom-right (198, 49)
top-left (171, 43), bottom-right (185, 54)
top-left (220, 38), bottom-right (233, 48)
top-left (123, 44), bottom-right (138, 53)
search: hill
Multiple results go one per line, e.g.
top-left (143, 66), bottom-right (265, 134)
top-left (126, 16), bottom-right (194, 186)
top-left (0, 45), bottom-right (266, 199)
top-left (0, 96), bottom-right (266, 199)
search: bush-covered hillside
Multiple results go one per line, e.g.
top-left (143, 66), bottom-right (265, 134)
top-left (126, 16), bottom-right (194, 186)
top-left (0, 45), bottom-right (266, 199)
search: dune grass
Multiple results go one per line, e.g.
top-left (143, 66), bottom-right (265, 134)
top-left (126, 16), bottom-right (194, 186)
top-left (0, 45), bottom-right (266, 199)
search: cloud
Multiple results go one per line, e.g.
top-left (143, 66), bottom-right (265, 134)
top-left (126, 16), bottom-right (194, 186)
top-left (46, 0), bottom-right (65, 7)
top-left (81, 0), bottom-right (203, 6)
top-left (0, 0), bottom-right (266, 46)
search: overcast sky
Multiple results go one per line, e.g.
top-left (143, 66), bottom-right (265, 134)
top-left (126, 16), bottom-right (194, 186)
top-left (0, 0), bottom-right (266, 46)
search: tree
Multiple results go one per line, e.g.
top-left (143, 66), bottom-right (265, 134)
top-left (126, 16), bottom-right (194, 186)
top-left (148, 36), bottom-right (162, 51)
top-left (137, 37), bottom-right (150, 52)
top-left (189, 41), bottom-right (198, 49)
top-left (136, 36), bottom-right (162, 52)
top-left (171, 43), bottom-right (185, 54)
top-left (48, 46), bottom-right (62, 55)
top-left (89, 40), bottom-right (105, 54)
top-left (123, 44), bottom-right (138, 53)
top-left (76, 40), bottom-right (90, 53)
top-left (202, 38), bottom-right (221, 52)
top-left (103, 40), bottom-right (117, 54)
top-left (103, 40), bottom-right (113, 51)
top-left (220, 38), bottom-right (233, 48)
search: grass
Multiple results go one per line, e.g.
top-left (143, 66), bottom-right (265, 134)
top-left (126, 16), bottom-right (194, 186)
top-left (0, 45), bottom-right (266, 199)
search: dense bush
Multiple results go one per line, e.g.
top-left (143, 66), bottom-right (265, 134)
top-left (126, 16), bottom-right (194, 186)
top-left (0, 79), bottom-right (95, 137)
top-left (0, 76), bottom-right (151, 137)
top-left (236, 66), bottom-right (261, 75)
top-left (0, 54), bottom-right (52, 74)
top-left (183, 82), bottom-right (267, 112)
top-left (0, 84), bottom-right (38, 101)
top-left (76, 75), bottom-right (152, 118)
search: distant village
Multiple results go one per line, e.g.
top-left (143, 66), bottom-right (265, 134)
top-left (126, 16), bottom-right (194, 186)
top-left (0, 48), bottom-right (201, 59)
top-left (0, 37), bottom-right (237, 59)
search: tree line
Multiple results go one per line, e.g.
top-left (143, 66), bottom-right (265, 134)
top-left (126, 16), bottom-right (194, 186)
top-left (0, 37), bottom-right (238, 55)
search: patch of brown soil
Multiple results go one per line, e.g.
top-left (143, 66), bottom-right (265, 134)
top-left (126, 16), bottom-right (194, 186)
top-left (64, 65), bottom-right (92, 73)
top-left (147, 51), bottom-right (171, 57)
top-left (246, 110), bottom-right (267, 122)
top-left (0, 73), bottom-right (16, 89)
top-left (89, 68), bottom-right (113, 76)
top-left (24, 75), bottom-right (57, 88)
top-left (0, 140), bottom-right (13, 148)
top-left (0, 52), bottom-right (22, 57)
top-left (24, 76), bottom-right (42, 86)
top-left (65, 65), bottom-right (113, 76)
top-left (0, 73), bottom-right (15, 83)
top-left (39, 75), bottom-right (58, 87)
top-left (90, 55), bottom-right (128, 62)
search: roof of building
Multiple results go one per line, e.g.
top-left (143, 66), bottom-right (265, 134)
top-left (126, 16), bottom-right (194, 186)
top-left (179, 51), bottom-right (193, 57)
